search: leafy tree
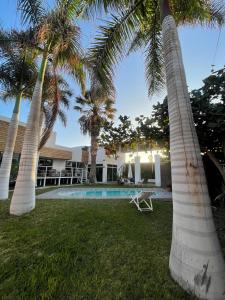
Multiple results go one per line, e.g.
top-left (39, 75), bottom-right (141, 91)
top-left (148, 69), bottom-right (225, 158)
top-left (75, 85), bottom-right (115, 183)
top-left (190, 68), bottom-right (225, 157)
top-left (100, 115), bottom-right (134, 155)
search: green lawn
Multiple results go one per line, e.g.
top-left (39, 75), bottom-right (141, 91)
top-left (0, 195), bottom-right (193, 299)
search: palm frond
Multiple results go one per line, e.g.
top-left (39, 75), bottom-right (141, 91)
top-left (57, 109), bottom-right (67, 126)
top-left (82, 0), bottom-right (128, 18)
top-left (88, 1), bottom-right (143, 96)
top-left (75, 83), bottom-right (116, 138)
top-left (127, 29), bottom-right (149, 55)
top-left (145, 10), bottom-right (165, 95)
top-left (39, 70), bottom-right (72, 150)
top-left (74, 105), bottom-right (83, 112)
top-left (172, 0), bottom-right (225, 25)
top-left (56, 0), bottom-right (85, 19)
top-left (17, 0), bottom-right (45, 25)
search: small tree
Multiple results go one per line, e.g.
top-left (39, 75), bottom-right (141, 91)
top-left (75, 86), bottom-right (115, 183)
top-left (100, 115), bottom-right (133, 156)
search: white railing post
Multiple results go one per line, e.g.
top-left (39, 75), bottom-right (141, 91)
top-left (81, 168), bottom-right (83, 184)
top-left (58, 171), bottom-right (61, 186)
top-left (154, 154), bottom-right (161, 187)
top-left (135, 156), bottom-right (141, 184)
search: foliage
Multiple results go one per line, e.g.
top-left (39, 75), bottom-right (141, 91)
top-left (18, 0), bottom-right (86, 91)
top-left (190, 68), bottom-right (225, 156)
top-left (75, 86), bottom-right (115, 137)
top-left (100, 68), bottom-right (225, 159)
top-left (100, 105), bottom-right (169, 155)
top-left (100, 115), bottom-right (134, 155)
top-left (0, 29), bottom-right (37, 101)
top-left (39, 71), bottom-right (73, 150)
top-left (0, 29), bottom-right (73, 151)
top-left (147, 68), bottom-right (225, 157)
top-left (75, 84), bottom-right (116, 183)
top-left (135, 99), bottom-right (169, 149)
top-left (88, 0), bottom-right (225, 95)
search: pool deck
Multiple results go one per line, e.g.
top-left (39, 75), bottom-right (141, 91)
top-left (37, 187), bottom-right (172, 200)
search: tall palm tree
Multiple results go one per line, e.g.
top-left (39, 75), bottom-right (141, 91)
top-left (75, 86), bottom-right (115, 183)
top-left (0, 33), bottom-right (37, 200)
top-left (10, 0), bottom-right (85, 216)
top-left (86, 0), bottom-right (225, 298)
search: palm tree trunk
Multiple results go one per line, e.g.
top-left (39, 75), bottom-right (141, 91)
top-left (160, 1), bottom-right (225, 298)
top-left (10, 51), bottom-right (49, 216)
top-left (35, 111), bottom-right (44, 187)
top-left (89, 134), bottom-right (98, 183)
top-left (0, 93), bottom-right (22, 200)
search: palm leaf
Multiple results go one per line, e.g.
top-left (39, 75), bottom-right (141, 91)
top-left (17, 0), bottom-right (45, 25)
top-left (88, 1), bottom-right (143, 95)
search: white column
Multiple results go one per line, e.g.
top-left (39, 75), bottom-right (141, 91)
top-left (135, 156), bottom-right (141, 184)
top-left (154, 154), bottom-right (161, 187)
top-left (102, 161), bottom-right (107, 183)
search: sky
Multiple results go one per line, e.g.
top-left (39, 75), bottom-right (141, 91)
top-left (0, 0), bottom-right (225, 147)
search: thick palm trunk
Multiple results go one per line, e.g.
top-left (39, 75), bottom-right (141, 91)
top-left (89, 134), bottom-right (98, 183)
top-left (0, 93), bottom-right (22, 200)
top-left (161, 5), bottom-right (225, 299)
top-left (10, 52), bottom-right (48, 216)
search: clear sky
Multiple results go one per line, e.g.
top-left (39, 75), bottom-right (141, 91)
top-left (0, 0), bottom-right (225, 147)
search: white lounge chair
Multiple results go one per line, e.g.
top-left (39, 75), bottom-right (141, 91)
top-left (130, 191), bottom-right (153, 212)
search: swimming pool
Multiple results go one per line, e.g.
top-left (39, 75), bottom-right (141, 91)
top-left (37, 188), bottom-right (172, 200)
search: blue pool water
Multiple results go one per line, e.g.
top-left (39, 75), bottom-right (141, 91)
top-left (55, 188), bottom-right (171, 199)
top-left (58, 189), bottom-right (140, 199)
top-left (37, 188), bottom-right (172, 200)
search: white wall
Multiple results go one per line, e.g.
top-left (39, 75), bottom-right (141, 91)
top-left (71, 146), bottom-right (119, 165)
top-left (45, 132), bottom-right (57, 147)
top-left (71, 146), bottom-right (83, 162)
top-left (96, 147), bottom-right (105, 164)
top-left (52, 159), bottom-right (66, 172)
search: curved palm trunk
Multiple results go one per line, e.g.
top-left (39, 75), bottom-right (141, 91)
top-left (10, 52), bottom-right (49, 216)
top-left (35, 111), bottom-right (44, 187)
top-left (161, 4), bottom-right (225, 298)
top-left (0, 93), bottom-right (22, 200)
top-left (89, 134), bottom-right (98, 183)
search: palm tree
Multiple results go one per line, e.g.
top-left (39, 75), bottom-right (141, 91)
top-left (86, 0), bottom-right (225, 298)
top-left (39, 71), bottom-right (72, 150)
top-left (75, 86), bottom-right (115, 183)
top-left (10, 0), bottom-right (85, 215)
top-left (0, 33), bottom-right (37, 200)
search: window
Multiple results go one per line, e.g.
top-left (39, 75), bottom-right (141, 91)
top-left (39, 158), bottom-right (53, 167)
top-left (107, 164), bottom-right (117, 182)
top-left (66, 161), bottom-right (85, 168)
top-left (96, 166), bottom-right (103, 182)
top-left (88, 164), bottom-right (103, 182)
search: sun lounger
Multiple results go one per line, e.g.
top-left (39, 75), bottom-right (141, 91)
top-left (130, 191), bottom-right (153, 212)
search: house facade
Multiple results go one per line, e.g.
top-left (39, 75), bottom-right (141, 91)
top-left (0, 116), bottom-right (169, 187)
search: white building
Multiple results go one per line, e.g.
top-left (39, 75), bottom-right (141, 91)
top-left (0, 116), bottom-right (166, 187)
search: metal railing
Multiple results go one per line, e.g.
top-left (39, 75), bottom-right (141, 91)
top-left (37, 167), bottom-right (88, 187)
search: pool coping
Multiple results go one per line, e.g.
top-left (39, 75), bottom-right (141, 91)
top-left (37, 187), bottom-right (172, 200)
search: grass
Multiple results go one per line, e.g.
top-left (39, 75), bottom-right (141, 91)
top-left (0, 193), bottom-right (193, 300)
